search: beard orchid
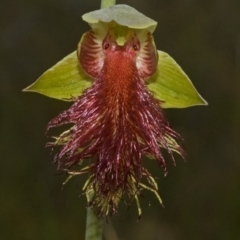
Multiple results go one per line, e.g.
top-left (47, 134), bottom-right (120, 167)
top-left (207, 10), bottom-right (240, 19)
top-left (24, 5), bottom-right (207, 217)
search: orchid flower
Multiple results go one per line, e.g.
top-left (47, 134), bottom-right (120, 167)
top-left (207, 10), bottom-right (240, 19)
top-left (24, 5), bottom-right (207, 217)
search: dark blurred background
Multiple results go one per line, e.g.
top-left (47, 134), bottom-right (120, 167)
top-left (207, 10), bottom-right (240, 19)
top-left (1, 0), bottom-right (240, 239)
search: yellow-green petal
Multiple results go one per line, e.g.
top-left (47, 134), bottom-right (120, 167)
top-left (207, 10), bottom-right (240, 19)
top-left (147, 51), bottom-right (208, 108)
top-left (24, 50), bottom-right (207, 108)
top-left (23, 51), bottom-right (93, 101)
top-left (82, 4), bottom-right (157, 33)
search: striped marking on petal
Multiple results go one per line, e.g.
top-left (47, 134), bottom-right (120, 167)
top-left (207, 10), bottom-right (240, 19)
top-left (77, 29), bottom-right (106, 78)
top-left (136, 31), bottom-right (158, 79)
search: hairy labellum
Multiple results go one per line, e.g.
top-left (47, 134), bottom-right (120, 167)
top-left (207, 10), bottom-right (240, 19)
top-left (47, 26), bottom-right (184, 217)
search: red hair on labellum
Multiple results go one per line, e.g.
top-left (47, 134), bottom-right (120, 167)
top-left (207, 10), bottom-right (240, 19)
top-left (47, 28), bottom-right (184, 216)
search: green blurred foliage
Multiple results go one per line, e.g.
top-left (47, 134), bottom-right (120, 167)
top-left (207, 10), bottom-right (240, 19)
top-left (1, 0), bottom-right (240, 239)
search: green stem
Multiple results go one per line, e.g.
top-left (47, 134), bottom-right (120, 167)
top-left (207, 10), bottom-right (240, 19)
top-left (100, 0), bottom-right (116, 9)
top-left (84, 1), bottom-right (116, 239)
top-left (85, 202), bottom-right (103, 240)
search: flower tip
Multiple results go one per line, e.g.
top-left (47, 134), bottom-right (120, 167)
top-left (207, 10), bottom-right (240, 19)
top-left (202, 98), bottom-right (208, 106)
top-left (196, 93), bottom-right (208, 107)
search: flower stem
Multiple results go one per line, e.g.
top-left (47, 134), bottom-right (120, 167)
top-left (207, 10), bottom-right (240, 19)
top-left (85, 194), bottom-right (103, 240)
top-left (100, 0), bottom-right (116, 9)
